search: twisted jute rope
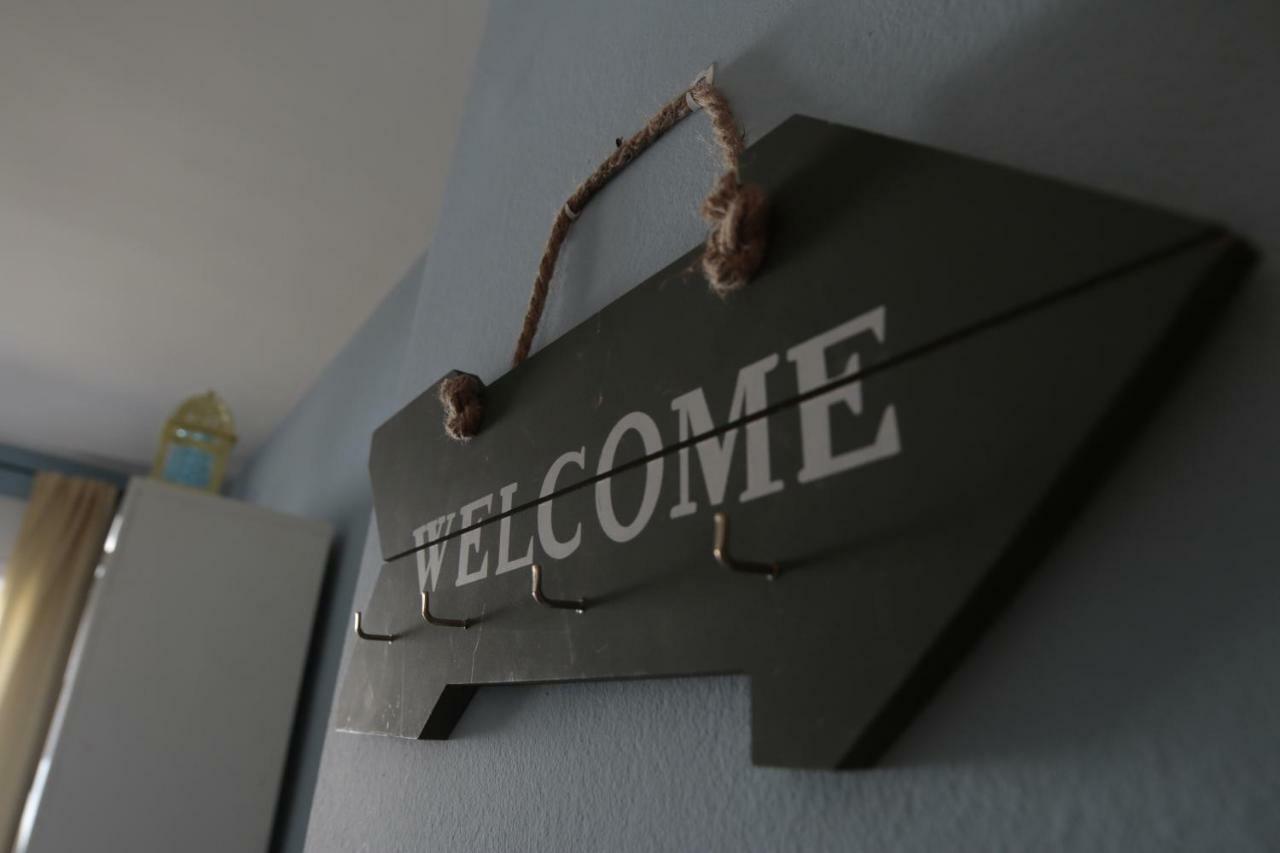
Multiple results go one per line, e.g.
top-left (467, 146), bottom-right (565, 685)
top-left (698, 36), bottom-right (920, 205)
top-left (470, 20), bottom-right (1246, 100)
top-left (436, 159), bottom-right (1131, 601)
top-left (440, 76), bottom-right (767, 441)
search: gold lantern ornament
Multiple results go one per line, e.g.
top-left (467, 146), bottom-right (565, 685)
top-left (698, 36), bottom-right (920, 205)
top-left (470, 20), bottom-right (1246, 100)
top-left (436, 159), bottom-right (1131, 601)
top-left (150, 391), bottom-right (238, 493)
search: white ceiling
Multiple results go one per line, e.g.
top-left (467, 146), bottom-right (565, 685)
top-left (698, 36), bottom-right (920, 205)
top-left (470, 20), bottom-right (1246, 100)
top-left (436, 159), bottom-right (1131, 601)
top-left (0, 0), bottom-right (488, 471)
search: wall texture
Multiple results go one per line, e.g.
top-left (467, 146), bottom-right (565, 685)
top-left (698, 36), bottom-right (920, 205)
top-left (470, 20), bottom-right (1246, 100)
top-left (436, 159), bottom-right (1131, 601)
top-left (232, 261), bottom-right (422, 853)
top-left (240, 0), bottom-right (1280, 850)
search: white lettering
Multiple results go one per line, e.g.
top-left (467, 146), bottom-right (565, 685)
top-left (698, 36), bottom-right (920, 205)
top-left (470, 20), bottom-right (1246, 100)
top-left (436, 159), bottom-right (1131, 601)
top-left (412, 513), bottom-right (455, 592)
top-left (669, 353), bottom-right (783, 518)
top-left (456, 494), bottom-right (493, 586)
top-left (596, 411), bottom-right (664, 543)
top-left (495, 481), bottom-right (534, 574)
top-left (786, 305), bottom-right (901, 484)
top-left (538, 448), bottom-right (586, 559)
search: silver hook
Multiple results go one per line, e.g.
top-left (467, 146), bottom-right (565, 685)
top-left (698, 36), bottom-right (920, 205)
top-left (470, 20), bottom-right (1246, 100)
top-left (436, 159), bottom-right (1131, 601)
top-left (353, 610), bottom-right (394, 643)
top-left (420, 590), bottom-right (471, 629)
top-left (712, 512), bottom-right (780, 578)
top-left (531, 564), bottom-right (585, 612)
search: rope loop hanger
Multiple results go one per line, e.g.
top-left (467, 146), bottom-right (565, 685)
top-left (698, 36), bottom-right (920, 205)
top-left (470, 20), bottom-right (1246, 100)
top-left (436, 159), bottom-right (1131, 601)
top-left (439, 64), bottom-right (769, 441)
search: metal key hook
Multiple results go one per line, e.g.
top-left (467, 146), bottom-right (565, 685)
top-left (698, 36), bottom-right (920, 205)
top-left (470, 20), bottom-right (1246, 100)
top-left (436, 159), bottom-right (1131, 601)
top-left (421, 590), bottom-right (471, 629)
top-left (353, 611), bottom-right (394, 643)
top-left (713, 512), bottom-right (780, 578)
top-left (531, 564), bottom-right (586, 613)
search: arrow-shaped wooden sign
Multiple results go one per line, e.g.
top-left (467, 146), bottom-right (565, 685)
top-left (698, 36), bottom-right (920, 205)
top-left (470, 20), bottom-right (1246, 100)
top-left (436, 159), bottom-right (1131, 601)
top-left (334, 115), bottom-right (1254, 768)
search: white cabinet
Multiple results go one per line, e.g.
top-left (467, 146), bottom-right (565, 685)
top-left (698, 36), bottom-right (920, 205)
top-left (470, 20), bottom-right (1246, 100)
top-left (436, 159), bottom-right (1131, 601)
top-left (19, 478), bottom-right (329, 853)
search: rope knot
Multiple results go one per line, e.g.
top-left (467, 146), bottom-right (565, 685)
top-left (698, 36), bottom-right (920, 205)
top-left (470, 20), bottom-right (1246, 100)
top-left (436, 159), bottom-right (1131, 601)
top-left (438, 371), bottom-right (485, 441)
top-left (700, 173), bottom-right (768, 297)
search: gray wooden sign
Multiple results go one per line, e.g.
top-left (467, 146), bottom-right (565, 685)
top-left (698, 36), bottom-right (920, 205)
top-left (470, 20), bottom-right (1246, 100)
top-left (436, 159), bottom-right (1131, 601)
top-left (334, 115), bottom-right (1254, 768)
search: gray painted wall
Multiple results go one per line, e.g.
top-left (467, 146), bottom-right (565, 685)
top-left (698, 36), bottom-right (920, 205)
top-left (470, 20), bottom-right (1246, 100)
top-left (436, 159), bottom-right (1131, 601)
top-left (240, 1), bottom-right (1280, 850)
top-left (232, 259), bottom-right (422, 853)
